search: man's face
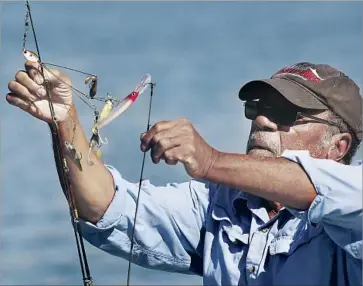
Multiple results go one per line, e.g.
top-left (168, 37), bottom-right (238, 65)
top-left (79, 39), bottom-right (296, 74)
top-left (246, 92), bottom-right (333, 158)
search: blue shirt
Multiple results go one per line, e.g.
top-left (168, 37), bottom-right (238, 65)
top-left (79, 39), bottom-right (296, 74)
top-left (79, 150), bottom-right (362, 285)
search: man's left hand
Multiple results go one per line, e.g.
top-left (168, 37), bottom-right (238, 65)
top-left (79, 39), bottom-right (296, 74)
top-left (140, 118), bottom-right (217, 179)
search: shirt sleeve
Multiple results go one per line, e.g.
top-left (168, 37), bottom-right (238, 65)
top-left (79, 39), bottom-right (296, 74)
top-left (77, 164), bottom-right (211, 274)
top-left (281, 150), bottom-right (362, 259)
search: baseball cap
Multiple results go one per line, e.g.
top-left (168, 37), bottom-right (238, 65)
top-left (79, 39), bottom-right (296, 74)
top-left (238, 62), bottom-right (362, 141)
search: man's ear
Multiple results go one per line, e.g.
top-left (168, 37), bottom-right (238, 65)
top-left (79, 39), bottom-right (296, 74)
top-left (327, 133), bottom-right (352, 162)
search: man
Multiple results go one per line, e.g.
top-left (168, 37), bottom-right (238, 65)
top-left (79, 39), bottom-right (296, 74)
top-left (7, 61), bottom-right (362, 285)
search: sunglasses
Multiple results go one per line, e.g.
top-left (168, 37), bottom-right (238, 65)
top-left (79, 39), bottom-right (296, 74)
top-left (244, 100), bottom-right (341, 129)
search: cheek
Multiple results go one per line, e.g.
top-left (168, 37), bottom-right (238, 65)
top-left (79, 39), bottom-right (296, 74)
top-left (280, 134), bottom-right (306, 151)
top-left (280, 127), bottom-right (329, 158)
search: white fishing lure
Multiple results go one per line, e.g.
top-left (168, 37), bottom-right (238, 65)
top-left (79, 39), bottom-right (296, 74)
top-left (23, 48), bottom-right (39, 63)
top-left (97, 73), bottom-right (152, 129)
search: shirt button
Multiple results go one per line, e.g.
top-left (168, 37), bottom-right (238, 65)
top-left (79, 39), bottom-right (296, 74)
top-left (261, 228), bottom-right (268, 233)
top-left (249, 266), bottom-right (255, 273)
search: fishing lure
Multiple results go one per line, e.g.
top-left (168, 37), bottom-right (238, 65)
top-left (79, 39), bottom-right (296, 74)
top-left (64, 141), bottom-right (83, 171)
top-left (87, 131), bottom-right (103, 166)
top-left (23, 48), bottom-right (40, 63)
top-left (87, 97), bottom-right (114, 165)
top-left (86, 74), bottom-right (151, 165)
top-left (97, 73), bottom-right (152, 129)
top-left (84, 75), bottom-right (98, 99)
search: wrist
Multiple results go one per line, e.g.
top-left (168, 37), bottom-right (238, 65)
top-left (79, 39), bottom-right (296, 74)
top-left (203, 147), bottom-right (220, 180)
top-left (57, 104), bottom-right (79, 140)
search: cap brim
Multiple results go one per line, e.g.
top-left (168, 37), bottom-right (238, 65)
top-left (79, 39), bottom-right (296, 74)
top-left (238, 78), bottom-right (327, 110)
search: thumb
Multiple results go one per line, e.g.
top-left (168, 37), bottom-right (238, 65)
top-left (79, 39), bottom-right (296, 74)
top-left (25, 60), bottom-right (44, 85)
top-left (25, 60), bottom-right (66, 87)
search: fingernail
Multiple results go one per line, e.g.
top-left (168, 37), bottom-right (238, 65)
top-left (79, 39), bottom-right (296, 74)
top-left (140, 143), bottom-right (147, 152)
top-left (140, 133), bottom-right (148, 142)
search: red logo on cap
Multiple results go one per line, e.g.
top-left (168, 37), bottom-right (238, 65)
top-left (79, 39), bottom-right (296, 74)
top-left (273, 63), bottom-right (323, 83)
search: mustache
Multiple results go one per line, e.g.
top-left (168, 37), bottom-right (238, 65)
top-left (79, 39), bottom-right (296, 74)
top-left (246, 131), bottom-right (280, 155)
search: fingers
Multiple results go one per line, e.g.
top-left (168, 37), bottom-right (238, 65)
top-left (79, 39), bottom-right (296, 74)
top-left (25, 61), bottom-right (44, 85)
top-left (25, 60), bottom-right (68, 87)
top-left (8, 79), bottom-right (39, 104)
top-left (13, 70), bottom-right (46, 99)
top-left (8, 61), bottom-right (65, 104)
top-left (7, 65), bottom-right (47, 113)
top-left (25, 60), bottom-right (41, 73)
top-left (141, 119), bottom-right (197, 164)
top-left (140, 120), bottom-right (179, 152)
top-left (149, 132), bottom-right (182, 164)
top-left (163, 146), bottom-right (187, 165)
top-left (6, 92), bottom-right (37, 113)
top-left (150, 146), bottom-right (187, 165)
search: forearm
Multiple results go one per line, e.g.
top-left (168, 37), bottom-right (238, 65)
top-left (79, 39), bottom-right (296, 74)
top-left (206, 151), bottom-right (317, 209)
top-left (51, 104), bottom-right (115, 223)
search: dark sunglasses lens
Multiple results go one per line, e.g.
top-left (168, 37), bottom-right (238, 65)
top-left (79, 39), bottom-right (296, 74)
top-left (244, 101), bottom-right (298, 126)
top-left (271, 110), bottom-right (297, 126)
top-left (276, 116), bottom-right (295, 126)
top-left (244, 101), bottom-right (258, 120)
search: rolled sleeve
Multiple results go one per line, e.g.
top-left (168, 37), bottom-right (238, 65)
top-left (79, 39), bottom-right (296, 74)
top-left (78, 164), bottom-right (212, 273)
top-left (281, 150), bottom-right (362, 259)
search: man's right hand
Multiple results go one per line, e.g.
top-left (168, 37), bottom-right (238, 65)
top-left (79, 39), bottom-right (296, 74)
top-left (6, 60), bottom-right (74, 124)
top-left (7, 60), bottom-right (115, 222)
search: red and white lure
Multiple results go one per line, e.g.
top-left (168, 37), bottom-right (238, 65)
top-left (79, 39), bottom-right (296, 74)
top-left (87, 73), bottom-right (152, 165)
top-left (97, 73), bottom-right (152, 129)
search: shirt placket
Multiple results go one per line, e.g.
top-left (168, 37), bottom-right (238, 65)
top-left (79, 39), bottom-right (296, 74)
top-left (245, 224), bottom-right (271, 283)
top-left (244, 206), bottom-right (282, 285)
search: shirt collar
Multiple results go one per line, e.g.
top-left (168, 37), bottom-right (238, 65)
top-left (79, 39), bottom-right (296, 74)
top-left (232, 191), bottom-right (288, 224)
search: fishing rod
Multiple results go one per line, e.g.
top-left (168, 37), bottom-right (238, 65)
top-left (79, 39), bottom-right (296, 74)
top-left (24, 1), bottom-right (93, 284)
top-left (21, 2), bottom-right (156, 285)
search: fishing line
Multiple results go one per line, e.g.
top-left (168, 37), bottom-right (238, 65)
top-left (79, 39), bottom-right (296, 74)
top-left (42, 64), bottom-right (122, 107)
top-left (42, 65), bottom-right (99, 111)
top-left (25, 1), bottom-right (93, 285)
top-left (126, 82), bottom-right (155, 286)
top-left (43, 62), bottom-right (97, 77)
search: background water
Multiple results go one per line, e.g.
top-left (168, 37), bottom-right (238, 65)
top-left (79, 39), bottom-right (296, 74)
top-left (0, 1), bottom-right (362, 285)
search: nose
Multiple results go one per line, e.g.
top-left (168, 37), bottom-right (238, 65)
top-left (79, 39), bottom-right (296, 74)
top-left (255, 115), bottom-right (278, 131)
